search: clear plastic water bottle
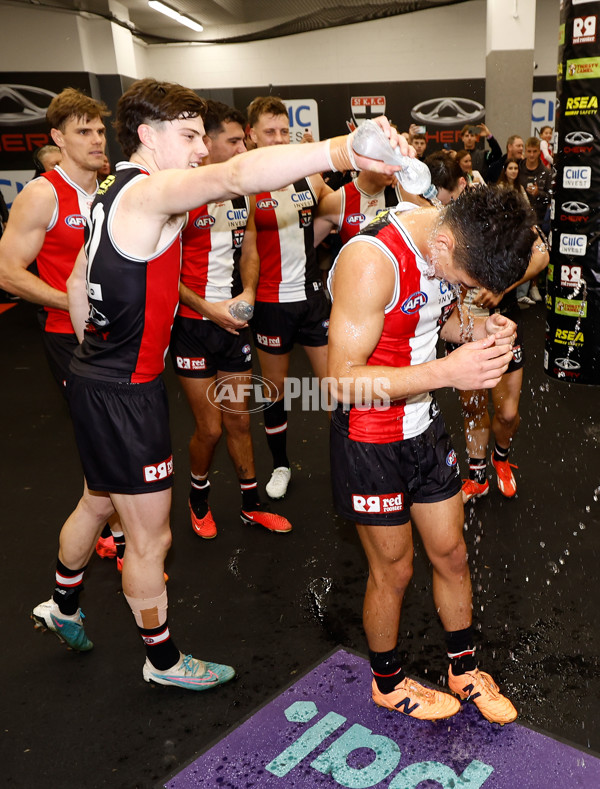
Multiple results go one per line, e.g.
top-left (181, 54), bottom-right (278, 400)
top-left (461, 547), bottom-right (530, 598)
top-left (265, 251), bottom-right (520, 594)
top-left (351, 120), bottom-right (437, 200)
top-left (229, 300), bottom-right (254, 321)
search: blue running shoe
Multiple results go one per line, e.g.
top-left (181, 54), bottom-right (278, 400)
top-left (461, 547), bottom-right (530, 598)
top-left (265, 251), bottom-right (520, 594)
top-left (143, 653), bottom-right (235, 691)
top-left (31, 598), bottom-right (93, 652)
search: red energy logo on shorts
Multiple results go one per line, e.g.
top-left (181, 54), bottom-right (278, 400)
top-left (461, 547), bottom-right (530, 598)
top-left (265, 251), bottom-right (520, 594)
top-left (143, 455), bottom-right (174, 483)
top-left (352, 493), bottom-right (404, 514)
top-left (176, 355), bottom-right (206, 371)
top-left (256, 333), bottom-right (281, 348)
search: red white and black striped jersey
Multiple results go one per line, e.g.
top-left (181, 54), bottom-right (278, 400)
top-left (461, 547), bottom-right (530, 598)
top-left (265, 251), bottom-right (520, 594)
top-left (254, 177), bottom-right (322, 303)
top-left (35, 166), bottom-right (96, 334)
top-left (71, 162), bottom-right (182, 384)
top-left (337, 179), bottom-right (402, 245)
top-left (330, 204), bottom-right (457, 443)
top-left (178, 196), bottom-right (249, 320)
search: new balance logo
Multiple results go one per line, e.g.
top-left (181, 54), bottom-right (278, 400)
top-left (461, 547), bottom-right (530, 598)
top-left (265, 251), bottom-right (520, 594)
top-left (394, 696), bottom-right (420, 715)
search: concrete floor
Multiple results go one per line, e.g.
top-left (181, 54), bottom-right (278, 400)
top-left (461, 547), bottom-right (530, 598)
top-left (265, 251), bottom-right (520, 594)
top-left (2, 299), bottom-right (599, 789)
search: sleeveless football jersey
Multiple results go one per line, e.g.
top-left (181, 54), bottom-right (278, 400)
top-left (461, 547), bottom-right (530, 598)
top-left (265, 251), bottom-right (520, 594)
top-left (338, 180), bottom-right (401, 245)
top-left (330, 204), bottom-right (457, 443)
top-left (254, 176), bottom-right (321, 303)
top-left (178, 196), bottom-right (249, 320)
top-left (35, 166), bottom-right (96, 333)
top-left (71, 162), bottom-right (182, 383)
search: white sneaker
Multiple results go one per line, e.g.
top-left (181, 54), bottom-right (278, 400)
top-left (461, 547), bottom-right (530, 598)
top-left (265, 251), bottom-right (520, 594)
top-left (518, 295), bottom-right (535, 308)
top-left (529, 285), bottom-right (542, 302)
top-left (143, 653), bottom-right (235, 691)
top-left (265, 466), bottom-right (291, 499)
top-left (31, 598), bottom-right (93, 651)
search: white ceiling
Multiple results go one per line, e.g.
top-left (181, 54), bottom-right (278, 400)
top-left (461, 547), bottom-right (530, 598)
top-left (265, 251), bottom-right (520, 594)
top-left (16, 0), bottom-right (470, 44)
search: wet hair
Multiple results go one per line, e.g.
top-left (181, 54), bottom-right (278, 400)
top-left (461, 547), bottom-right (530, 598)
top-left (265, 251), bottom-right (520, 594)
top-left (115, 78), bottom-right (207, 157)
top-left (497, 158), bottom-right (522, 190)
top-left (46, 88), bottom-right (109, 131)
top-left (425, 151), bottom-right (463, 192)
top-left (525, 136), bottom-right (540, 149)
top-left (444, 184), bottom-right (535, 293)
top-left (203, 100), bottom-right (246, 137)
top-left (247, 96), bottom-right (288, 128)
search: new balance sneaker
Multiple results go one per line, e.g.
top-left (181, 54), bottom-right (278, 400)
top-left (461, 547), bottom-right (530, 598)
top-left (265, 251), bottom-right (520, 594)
top-left (461, 478), bottom-right (490, 504)
top-left (116, 556), bottom-right (168, 582)
top-left (448, 665), bottom-right (517, 724)
top-left (372, 676), bottom-right (460, 720)
top-left (189, 502), bottom-right (217, 539)
top-left (31, 598), bottom-right (93, 652)
top-left (95, 534), bottom-right (117, 559)
top-left (241, 507), bottom-right (292, 533)
top-left (492, 457), bottom-right (517, 498)
top-left (143, 653), bottom-right (235, 691)
top-left (265, 467), bottom-right (291, 499)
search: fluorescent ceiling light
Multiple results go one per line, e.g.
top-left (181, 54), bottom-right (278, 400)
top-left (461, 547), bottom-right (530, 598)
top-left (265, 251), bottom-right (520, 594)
top-left (148, 1), bottom-right (203, 32)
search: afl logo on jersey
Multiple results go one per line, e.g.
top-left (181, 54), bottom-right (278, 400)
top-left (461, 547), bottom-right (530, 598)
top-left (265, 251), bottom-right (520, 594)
top-left (257, 198), bottom-right (279, 210)
top-left (401, 291), bottom-right (428, 314)
top-left (194, 215), bottom-right (215, 229)
top-left (446, 449), bottom-right (457, 467)
top-left (65, 214), bottom-right (87, 229)
top-left (242, 344), bottom-right (251, 354)
top-left (346, 213), bottom-right (366, 225)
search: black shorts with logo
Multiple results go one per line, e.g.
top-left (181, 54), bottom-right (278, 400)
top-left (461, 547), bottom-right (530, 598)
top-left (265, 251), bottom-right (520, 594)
top-left (330, 411), bottom-right (461, 526)
top-left (67, 374), bottom-right (173, 494)
top-left (170, 316), bottom-right (253, 378)
top-left (251, 291), bottom-right (330, 355)
top-left (41, 330), bottom-right (79, 394)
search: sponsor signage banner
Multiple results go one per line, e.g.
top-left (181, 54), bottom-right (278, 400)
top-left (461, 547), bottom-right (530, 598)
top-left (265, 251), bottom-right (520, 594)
top-left (164, 649), bottom-right (600, 789)
top-left (546, 0), bottom-right (600, 383)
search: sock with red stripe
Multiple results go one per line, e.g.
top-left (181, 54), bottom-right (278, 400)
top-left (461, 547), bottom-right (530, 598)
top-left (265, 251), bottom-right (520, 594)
top-left (138, 620), bottom-right (181, 671)
top-left (240, 477), bottom-right (260, 510)
top-left (112, 531), bottom-right (126, 560)
top-left (53, 558), bottom-right (86, 616)
top-left (445, 626), bottom-right (477, 674)
top-left (369, 647), bottom-right (405, 693)
top-left (190, 474), bottom-right (210, 518)
top-left (468, 457), bottom-right (487, 484)
top-left (263, 400), bottom-right (289, 470)
top-left (493, 443), bottom-right (510, 463)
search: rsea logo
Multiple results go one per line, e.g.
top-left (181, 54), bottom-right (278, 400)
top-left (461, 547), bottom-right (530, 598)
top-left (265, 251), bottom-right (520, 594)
top-left (565, 95), bottom-right (598, 115)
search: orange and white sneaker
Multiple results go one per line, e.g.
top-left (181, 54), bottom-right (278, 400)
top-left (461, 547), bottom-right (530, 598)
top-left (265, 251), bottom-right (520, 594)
top-left (241, 507), bottom-right (292, 533)
top-left (448, 666), bottom-right (517, 724)
top-left (189, 502), bottom-right (217, 539)
top-left (491, 457), bottom-right (517, 498)
top-left (461, 478), bottom-right (490, 504)
top-left (95, 534), bottom-right (117, 559)
top-left (372, 676), bottom-right (460, 720)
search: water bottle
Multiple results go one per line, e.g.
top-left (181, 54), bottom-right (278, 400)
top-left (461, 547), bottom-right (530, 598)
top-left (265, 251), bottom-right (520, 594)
top-left (229, 300), bottom-right (254, 321)
top-left (351, 120), bottom-right (437, 200)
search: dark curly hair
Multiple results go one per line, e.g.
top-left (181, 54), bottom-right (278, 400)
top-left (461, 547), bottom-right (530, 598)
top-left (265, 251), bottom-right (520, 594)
top-left (425, 151), bottom-right (463, 192)
top-left (115, 78), bottom-right (207, 157)
top-left (444, 184), bottom-right (535, 293)
top-left (203, 100), bottom-right (246, 137)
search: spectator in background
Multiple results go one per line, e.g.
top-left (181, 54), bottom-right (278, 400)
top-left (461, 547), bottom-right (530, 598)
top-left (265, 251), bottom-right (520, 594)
top-left (518, 137), bottom-right (551, 304)
top-left (459, 123), bottom-right (502, 180)
top-left (456, 150), bottom-right (486, 186)
top-left (487, 135), bottom-right (524, 183)
top-left (539, 125), bottom-right (554, 169)
top-left (98, 154), bottom-right (111, 178)
top-left (497, 159), bottom-right (527, 200)
top-left (32, 144), bottom-right (62, 178)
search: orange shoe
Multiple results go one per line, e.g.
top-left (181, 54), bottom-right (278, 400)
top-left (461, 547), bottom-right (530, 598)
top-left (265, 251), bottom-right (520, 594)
top-left (461, 478), bottom-right (490, 504)
top-left (95, 534), bottom-right (117, 559)
top-left (448, 665), bottom-right (517, 724)
top-left (240, 507), bottom-right (292, 533)
top-left (190, 502), bottom-right (217, 539)
top-left (372, 676), bottom-right (460, 720)
top-left (491, 457), bottom-right (517, 497)
top-left (117, 556), bottom-right (168, 582)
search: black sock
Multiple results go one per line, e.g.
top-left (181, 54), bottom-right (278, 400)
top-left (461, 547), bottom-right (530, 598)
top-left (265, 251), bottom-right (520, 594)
top-left (189, 475), bottom-right (210, 518)
top-left (369, 648), bottom-right (405, 693)
top-left (100, 522), bottom-right (112, 539)
top-left (493, 443), bottom-right (510, 463)
top-left (468, 457), bottom-right (487, 484)
top-left (53, 558), bottom-right (86, 616)
top-left (139, 620), bottom-right (181, 671)
top-left (445, 627), bottom-right (477, 674)
top-left (112, 531), bottom-right (126, 559)
top-left (263, 400), bottom-right (289, 469)
top-left (240, 477), bottom-right (260, 511)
